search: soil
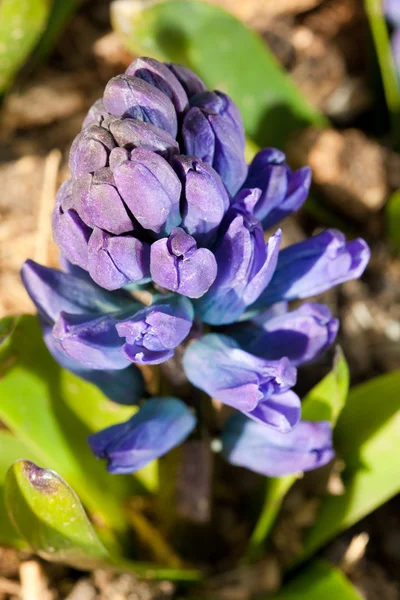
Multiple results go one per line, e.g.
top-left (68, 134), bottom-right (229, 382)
top-left (0, 0), bottom-right (399, 598)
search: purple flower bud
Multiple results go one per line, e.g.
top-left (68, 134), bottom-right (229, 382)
top-left (230, 302), bottom-right (339, 366)
top-left (183, 91), bottom-right (247, 195)
top-left (240, 148), bottom-right (311, 229)
top-left (82, 99), bottom-right (109, 129)
top-left (108, 118), bottom-right (179, 159)
top-left (103, 74), bottom-right (178, 138)
top-left (126, 57), bottom-right (189, 113)
top-left (87, 228), bottom-right (151, 291)
top-left (221, 415), bottom-right (334, 476)
top-left (150, 227), bottom-right (218, 298)
top-left (52, 180), bottom-right (92, 270)
top-left (69, 125), bottom-right (116, 178)
top-left (183, 334), bottom-right (300, 431)
top-left (166, 63), bottom-right (206, 97)
top-left (257, 229), bottom-right (370, 307)
top-left (196, 209), bottom-right (282, 325)
top-left (73, 168), bottom-right (134, 235)
top-left (116, 295), bottom-right (194, 365)
top-left (42, 322), bottom-right (144, 405)
top-left (88, 397), bottom-right (196, 473)
top-left (173, 155), bottom-right (229, 245)
top-left (113, 148), bottom-right (182, 235)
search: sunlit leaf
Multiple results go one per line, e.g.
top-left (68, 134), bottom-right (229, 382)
top-left (272, 560), bottom-right (362, 599)
top-left (111, 0), bottom-right (326, 148)
top-left (0, 432), bottom-right (38, 547)
top-left (5, 459), bottom-right (203, 580)
top-left (296, 370), bottom-right (400, 564)
top-left (302, 346), bottom-right (349, 425)
top-left (0, 0), bottom-right (51, 94)
top-left (6, 459), bottom-right (110, 569)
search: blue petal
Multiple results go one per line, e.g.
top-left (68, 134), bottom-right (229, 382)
top-left (229, 302), bottom-right (339, 366)
top-left (117, 294), bottom-right (194, 365)
top-left (221, 414), bottom-right (334, 476)
top-left (88, 397), bottom-right (196, 473)
top-left (42, 322), bottom-right (144, 405)
top-left (183, 333), bottom-right (299, 431)
top-left (21, 260), bottom-right (131, 323)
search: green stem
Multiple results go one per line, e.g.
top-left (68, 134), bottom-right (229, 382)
top-left (244, 475), bottom-right (296, 564)
top-left (364, 0), bottom-right (400, 143)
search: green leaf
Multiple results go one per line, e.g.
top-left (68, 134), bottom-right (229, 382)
top-left (0, 0), bottom-right (51, 94)
top-left (0, 432), bottom-right (38, 547)
top-left (272, 560), bottom-right (362, 600)
top-left (0, 315), bottom-right (138, 533)
top-left (364, 0), bottom-right (400, 143)
top-left (295, 370), bottom-right (400, 564)
top-left (302, 346), bottom-right (349, 425)
top-left (5, 459), bottom-right (110, 569)
top-left (5, 459), bottom-right (203, 580)
top-left (386, 189), bottom-right (400, 253)
top-left (111, 0), bottom-right (326, 148)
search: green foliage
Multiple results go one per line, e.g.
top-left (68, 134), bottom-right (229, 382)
top-left (32, 0), bottom-right (80, 63)
top-left (302, 346), bottom-right (349, 425)
top-left (244, 348), bottom-right (349, 563)
top-left (0, 432), bottom-right (38, 547)
top-left (0, 0), bottom-right (51, 94)
top-left (6, 459), bottom-right (110, 569)
top-left (5, 459), bottom-right (202, 580)
top-left (0, 315), bottom-right (146, 535)
top-left (271, 560), bottom-right (362, 600)
top-left (111, 0), bottom-right (325, 149)
top-left (296, 369), bottom-right (400, 564)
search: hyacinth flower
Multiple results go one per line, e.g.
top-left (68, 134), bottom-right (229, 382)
top-left (22, 57), bottom-right (370, 477)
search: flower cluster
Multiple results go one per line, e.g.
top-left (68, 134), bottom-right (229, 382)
top-left (22, 58), bottom-right (370, 477)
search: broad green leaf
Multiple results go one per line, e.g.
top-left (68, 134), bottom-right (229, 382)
top-left (272, 560), bottom-right (362, 600)
top-left (0, 0), bottom-right (51, 94)
top-left (5, 459), bottom-right (202, 580)
top-left (244, 349), bottom-right (349, 563)
top-left (111, 0), bottom-right (326, 148)
top-left (6, 460), bottom-right (110, 569)
top-left (295, 370), bottom-right (400, 564)
top-left (0, 315), bottom-right (137, 533)
top-left (302, 346), bottom-right (349, 425)
top-left (386, 189), bottom-right (400, 253)
top-left (364, 0), bottom-right (400, 143)
top-left (0, 431), bottom-right (38, 547)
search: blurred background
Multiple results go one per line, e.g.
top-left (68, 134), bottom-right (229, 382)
top-left (0, 0), bottom-right (400, 598)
